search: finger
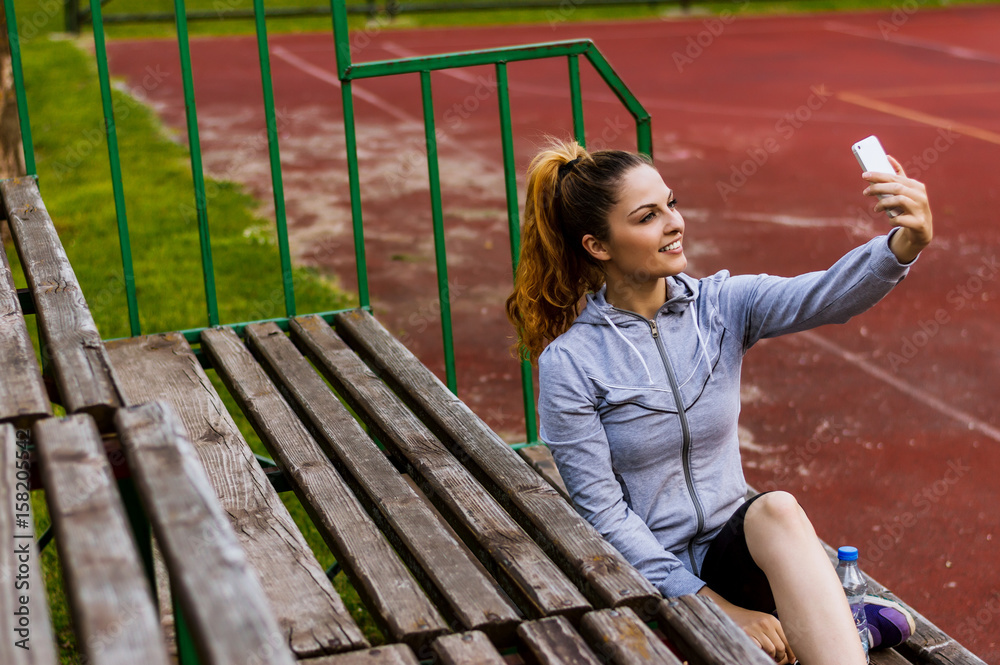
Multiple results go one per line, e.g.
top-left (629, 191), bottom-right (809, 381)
top-left (873, 194), bottom-right (911, 215)
top-left (888, 154), bottom-right (908, 178)
top-left (774, 621), bottom-right (796, 663)
top-left (865, 181), bottom-right (916, 199)
top-left (764, 628), bottom-right (787, 663)
top-left (754, 632), bottom-right (778, 658)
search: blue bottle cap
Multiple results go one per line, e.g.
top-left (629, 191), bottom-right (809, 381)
top-left (838, 546), bottom-right (859, 561)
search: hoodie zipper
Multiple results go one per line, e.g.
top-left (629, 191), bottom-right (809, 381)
top-left (613, 308), bottom-right (708, 577)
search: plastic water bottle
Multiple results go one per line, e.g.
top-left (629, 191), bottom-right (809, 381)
top-left (836, 546), bottom-right (870, 662)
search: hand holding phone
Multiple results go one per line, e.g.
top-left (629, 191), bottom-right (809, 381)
top-left (852, 135), bottom-right (902, 218)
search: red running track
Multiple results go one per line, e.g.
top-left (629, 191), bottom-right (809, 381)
top-left (104, 6), bottom-right (999, 659)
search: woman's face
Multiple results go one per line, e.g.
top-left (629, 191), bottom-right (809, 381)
top-left (582, 164), bottom-right (687, 283)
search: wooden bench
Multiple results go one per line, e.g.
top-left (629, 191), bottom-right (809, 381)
top-left (1, 177), bottom-right (122, 431)
top-left (0, 204), bottom-right (50, 428)
top-left (2, 176), bottom-right (987, 663)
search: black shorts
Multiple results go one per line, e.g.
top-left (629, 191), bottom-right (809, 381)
top-left (699, 492), bottom-right (777, 614)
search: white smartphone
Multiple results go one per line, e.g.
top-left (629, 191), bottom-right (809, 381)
top-left (852, 135), bottom-right (901, 218)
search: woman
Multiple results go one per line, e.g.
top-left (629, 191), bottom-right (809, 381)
top-left (506, 140), bottom-right (930, 664)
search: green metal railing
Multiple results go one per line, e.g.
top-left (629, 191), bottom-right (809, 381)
top-left (5, 0), bottom-right (651, 447)
top-left (330, 1), bottom-right (652, 444)
top-left (63, 0), bottom-right (686, 32)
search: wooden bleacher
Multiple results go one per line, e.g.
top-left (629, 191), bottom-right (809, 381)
top-left (0, 173), bottom-right (988, 664)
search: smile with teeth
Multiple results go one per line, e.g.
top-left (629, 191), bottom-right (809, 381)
top-left (660, 239), bottom-right (682, 252)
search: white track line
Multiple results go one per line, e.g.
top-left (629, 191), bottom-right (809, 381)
top-left (277, 40), bottom-right (996, 441)
top-left (271, 45), bottom-right (417, 125)
top-left (823, 20), bottom-right (1000, 65)
top-left (798, 330), bottom-right (1000, 443)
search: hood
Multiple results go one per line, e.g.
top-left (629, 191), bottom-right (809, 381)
top-left (576, 274), bottom-right (700, 326)
top-left (572, 273), bottom-right (710, 385)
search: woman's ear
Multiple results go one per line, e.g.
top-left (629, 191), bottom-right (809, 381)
top-left (581, 234), bottom-right (610, 262)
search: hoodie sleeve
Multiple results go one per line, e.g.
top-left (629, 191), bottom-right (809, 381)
top-left (538, 343), bottom-right (706, 598)
top-left (716, 231), bottom-right (913, 350)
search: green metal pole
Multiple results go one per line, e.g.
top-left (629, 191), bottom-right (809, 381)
top-left (583, 45), bottom-right (653, 159)
top-left (636, 116), bottom-right (653, 159)
top-left (568, 54), bottom-right (585, 148)
top-left (3, 0), bottom-right (35, 176)
top-left (174, 0), bottom-right (220, 328)
top-left (173, 595), bottom-right (200, 665)
top-left (329, 0), bottom-right (352, 78)
top-left (117, 477), bottom-right (156, 601)
top-left (339, 81), bottom-right (371, 311)
top-left (343, 39), bottom-right (591, 80)
top-left (90, 0), bottom-right (141, 337)
top-left (420, 70), bottom-right (457, 395)
top-left (496, 62), bottom-right (537, 445)
top-left (330, 1), bottom-right (370, 310)
top-left (252, 0), bottom-right (295, 318)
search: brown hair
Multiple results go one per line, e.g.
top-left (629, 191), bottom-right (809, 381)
top-left (505, 140), bottom-right (651, 363)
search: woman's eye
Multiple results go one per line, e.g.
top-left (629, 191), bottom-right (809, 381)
top-left (641, 211), bottom-right (657, 223)
top-left (667, 198), bottom-right (679, 210)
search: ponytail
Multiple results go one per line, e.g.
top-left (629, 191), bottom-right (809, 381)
top-left (506, 140), bottom-right (650, 363)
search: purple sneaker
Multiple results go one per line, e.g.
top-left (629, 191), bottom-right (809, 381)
top-left (864, 595), bottom-right (916, 650)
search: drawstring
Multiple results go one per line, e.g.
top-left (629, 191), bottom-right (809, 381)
top-left (690, 300), bottom-right (714, 378)
top-left (602, 313), bottom-right (654, 385)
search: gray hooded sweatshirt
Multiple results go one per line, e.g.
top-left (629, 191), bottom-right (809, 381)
top-left (537, 232), bottom-right (912, 598)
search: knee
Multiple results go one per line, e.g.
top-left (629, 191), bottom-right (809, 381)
top-left (747, 491), bottom-right (808, 532)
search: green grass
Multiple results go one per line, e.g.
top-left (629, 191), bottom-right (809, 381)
top-left (3, 30), bottom-right (379, 663)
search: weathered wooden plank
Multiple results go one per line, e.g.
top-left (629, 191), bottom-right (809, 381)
top-left (0, 424), bottom-right (57, 665)
top-left (871, 649), bottom-right (917, 665)
top-left (431, 631), bottom-right (507, 665)
top-left (115, 401), bottom-right (297, 665)
top-left (1, 178), bottom-right (121, 429)
top-left (333, 309), bottom-right (659, 614)
top-left (656, 595), bottom-right (773, 665)
top-left (291, 314), bottom-right (590, 622)
top-left (34, 414), bottom-right (169, 665)
top-left (518, 615), bottom-right (603, 665)
top-left (819, 543), bottom-right (985, 665)
top-left (580, 607), bottom-right (684, 665)
top-left (0, 245), bottom-right (50, 426)
top-left (151, 540), bottom-right (176, 660)
top-left (517, 444), bottom-right (569, 501)
top-left (201, 327), bottom-right (449, 650)
top-left (246, 322), bottom-right (521, 642)
top-left (302, 644), bottom-right (420, 665)
top-left (105, 332), bottom-right (367, 657)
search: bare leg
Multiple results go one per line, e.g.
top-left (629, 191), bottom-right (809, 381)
top-left (744, 491), bottom-right (867, 665)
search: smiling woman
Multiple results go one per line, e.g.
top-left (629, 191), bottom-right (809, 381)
top-left (579, 163), bottom-right (687, 321)
top-left (506, 139), bottom-right (933, 663)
